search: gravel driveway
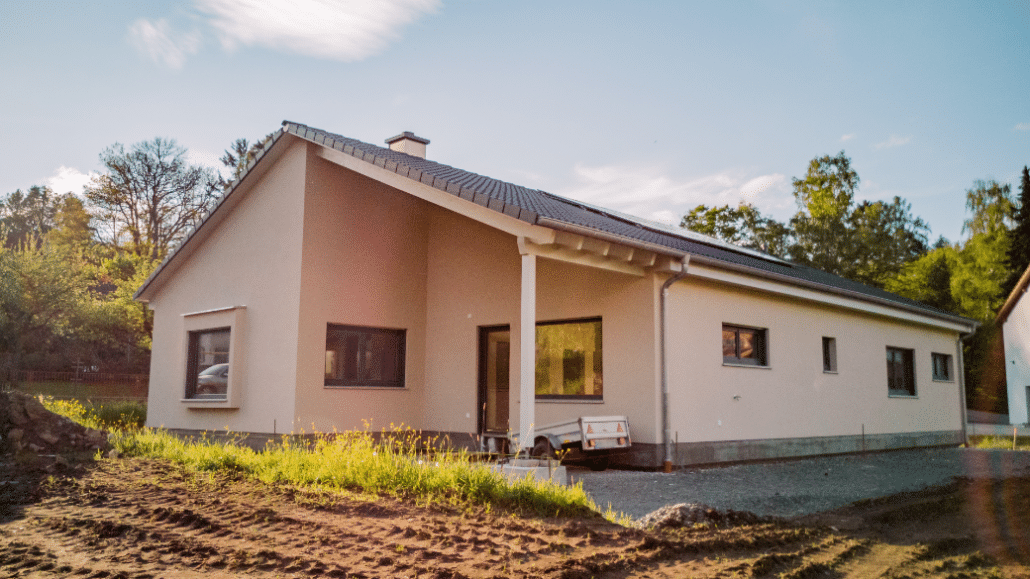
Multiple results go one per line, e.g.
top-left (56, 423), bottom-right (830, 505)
top-left (570, 447), bottom-right (1030, 519)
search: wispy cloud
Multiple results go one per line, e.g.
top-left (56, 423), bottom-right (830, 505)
top-left (874, 134), bottom-right (912, 149)
top-left (840, 133), bottom-right (855, 142)
top-left (195, 0), bottom-right (440, 61)
top-left (1015, 123), bottom-right (1030, 131)
top-left (129, 18), bottom-right (201, 69)
top-left (559, 164), bottom-right (792, 227)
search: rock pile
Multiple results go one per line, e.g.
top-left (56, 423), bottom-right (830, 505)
top-left (0, 391), bottom-right (108, 455)
top-left (636, 502), bottom-right (764, 529)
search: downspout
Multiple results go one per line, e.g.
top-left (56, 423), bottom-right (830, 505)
top-left (661, 255), bottom-right (690, 473)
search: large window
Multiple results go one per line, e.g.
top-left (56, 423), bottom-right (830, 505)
top-left (887, 346), bottom-right (916, 397)
top-left (185, 328), bottom-right (230, 400)
top-left (722, 324), bottom-right (768, 366)
top-left (932, 352), bottom-right (953, 382)
top-left (325, 324), bottom-right (405, 388)
top-left (535, 318), bottom-right (602, 401)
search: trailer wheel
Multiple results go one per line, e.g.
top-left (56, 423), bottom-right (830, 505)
top-left (531, 438), bottom-right (556, 459)
top-left (588, 455), bottom-right (610, 471)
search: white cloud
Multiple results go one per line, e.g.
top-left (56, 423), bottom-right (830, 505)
top-left (194, 0), bottom-right (440, 61)
top-left (45, 166), bottom-right (95, 195)
top-left (559, 164), bottom-right (793, 227)
top-left (840, 133), bottom-right (855, 142)
top-left (1015, 123), bottom-right (1030, 131)
top-left (874, 134), bottom-right (912, 149)
top-left (129, 18), bottom-right (201, 69)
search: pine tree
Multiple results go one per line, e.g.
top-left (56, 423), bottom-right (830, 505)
top-left (1006, 165), bottom-right (1030, 294)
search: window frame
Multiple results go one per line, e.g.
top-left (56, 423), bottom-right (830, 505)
top-left (931, 352), bottom-right (953, 382)
top-left (181, 305), bottom-right (245, 408)
top-left (534, 317), bottom-right (603, 402)
top-left (324, 324), bottom-right (406, 389)
top-left (886, 346), bottom-right (916, 397)
top-left (822, 336), bottom-right (838, 373)
top-left (722, 324), bottom-right (769, 367)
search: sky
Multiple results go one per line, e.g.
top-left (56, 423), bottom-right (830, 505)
top-left (1, 0), bottom-right (1027, 244)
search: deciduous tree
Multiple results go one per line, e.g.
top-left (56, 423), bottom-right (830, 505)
top-left (85, 138), bottom-right (218, 261)
top-left (679, 203), bottom-right (790, 257)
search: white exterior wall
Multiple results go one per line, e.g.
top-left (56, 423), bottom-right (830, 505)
top-left (293, 152), bottom-right (429, 433)
top-left (1003, 291), bottom-right (1030, 425)
top-left (665, 276), bottom-right (964, 443)
top-left (145, 139), bottom-right (308, 432)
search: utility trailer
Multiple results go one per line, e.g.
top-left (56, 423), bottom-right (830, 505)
top-left (511, 415), bottom-right (631, 471)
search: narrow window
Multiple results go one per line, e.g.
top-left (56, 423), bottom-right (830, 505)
top-left (722, 324), bottom-right (768, 366)
top-left (535, 318), bottom-right (602, 400)
top-left (931, 352), bottom-right (953, 382)
top-left (185, 328), bottom-right (231, 400)
top-left (886, 347), bottom-right (916, 396)
top-left (822, 337), bottom-right (837, 373)
top-left (325, 324), bottom-right (405, 388)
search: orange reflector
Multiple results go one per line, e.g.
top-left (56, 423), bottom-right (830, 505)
top-left (588, 439), bottom-right (595, 448)
top-left (617, 423), bottom-right (624, 432)
top-left (618, 437), bottom-right (625, 445)
top-left (586, 425), bottom-right (594, 434)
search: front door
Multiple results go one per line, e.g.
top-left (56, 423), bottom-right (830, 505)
top-left (478, 325), bottom-right (510, 434)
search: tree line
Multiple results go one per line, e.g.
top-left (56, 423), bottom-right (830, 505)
top-left (683, 153), bottom-right (1030, 413)
top-left (0, 136), bottom-right (268, 383)
top-left (2, 137), bottom-right (1025, 412)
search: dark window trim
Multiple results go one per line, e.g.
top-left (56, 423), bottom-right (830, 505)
top-left (324, 324), bottom-right (406, 388)
top-left (535, 316), bottom-right (603, 402)
top-left (185, 326), bottom-right (231, 400)
top-left (887, 346), bottom-right (916, 397)
top-left (931, 352), bottom-right (953, 382)
top-left (722, 324), bottom-right (769, 367)
top-left (822, 336), bottom-right (838, 373)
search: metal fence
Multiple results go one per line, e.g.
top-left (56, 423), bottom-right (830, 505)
top-left (11, 371), bottom-right (149, 403)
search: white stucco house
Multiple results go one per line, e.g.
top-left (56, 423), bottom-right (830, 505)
top-left (134, 121), bottom-right (978, 468)
top-left (999, 265), bottom-right (1030, 425)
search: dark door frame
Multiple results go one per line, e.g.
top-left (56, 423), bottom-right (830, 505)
top-left (477, 324), bottom-right (510, 435)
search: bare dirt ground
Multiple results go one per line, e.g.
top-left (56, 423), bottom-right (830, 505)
top-left (2, 453), bottom-right (1029, 578)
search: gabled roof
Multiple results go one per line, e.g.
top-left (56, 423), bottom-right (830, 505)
top-left (135, 120), bottom-right (976, 329)
top-left (998, 263), bottom-right (1030, 323)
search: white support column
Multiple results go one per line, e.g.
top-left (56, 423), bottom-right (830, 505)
top-left (518, 248), bottom-right (537, 451)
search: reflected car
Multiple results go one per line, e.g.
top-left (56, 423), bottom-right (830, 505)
top-left (196, 363), bottom-right (228, 397)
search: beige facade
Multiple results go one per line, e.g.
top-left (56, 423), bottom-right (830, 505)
top-left (141, 130), bottom-right (974, 467)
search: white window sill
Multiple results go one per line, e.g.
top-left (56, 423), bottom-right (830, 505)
top-left (534, 399), bottom-right (604, 404)
top-left (722, 363), bottom-right (772, 369)
top-left (888, 394), bottom-right (919, 399)
top-left (932, 378), bottom-right (954, 383)
top-left (181, 398), bottom-right (238, 409)
top-left (323, 385), bottom-right (409, 391)
top-left (823, 370), bottom-right (839, 375)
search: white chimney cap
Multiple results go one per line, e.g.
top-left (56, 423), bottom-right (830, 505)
top-left (385, 131), bottom-right (430, 159)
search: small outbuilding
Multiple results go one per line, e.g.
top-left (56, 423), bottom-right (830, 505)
top-left (135, 121), bottom-right (978, 468)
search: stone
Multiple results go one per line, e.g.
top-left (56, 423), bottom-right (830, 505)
top-left (39, 430), bottom-right (60, 445)
top-left (8, 429), bottom-right (24, 443)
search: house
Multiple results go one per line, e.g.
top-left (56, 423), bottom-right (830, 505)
top-left (135, 121), bottom-right (978, 468)
top-left (998, 265), bottom-right (1030, 425)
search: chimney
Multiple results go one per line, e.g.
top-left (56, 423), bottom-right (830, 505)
top-left (385, 131), bottom-right (430, 159)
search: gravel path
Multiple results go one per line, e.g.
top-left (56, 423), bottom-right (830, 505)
top-left (571, 447), bottom-right (1030, 519)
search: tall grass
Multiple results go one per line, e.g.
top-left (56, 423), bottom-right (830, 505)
top-left (970, 434), bottom-right (1030, 451)
top-left (106, 427), bottom-right (597, 516)
top-left (42, 398), bottom-right (146, 431)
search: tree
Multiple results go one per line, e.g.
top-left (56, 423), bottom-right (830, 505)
top-left (216, 133), bottom-right (275, 191)
top-left (679, 203), bottom-right (790, 257)
top-left (1005, 166), bottom-right (1030, 294)
top-left (85, 138), bottom-right (219, 261)
top-left (885, 247), bottom-right (958, 313)
top-left (0, 185), bottom-right (59, 249)
top-left (787, 152), bottom-right (929, 288)
top-left (47, 195), bottom-right (96, 255)
top-left (962, 179), bottom-right (1014, 237)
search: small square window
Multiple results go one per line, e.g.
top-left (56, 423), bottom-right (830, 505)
top-left (822, 337), bottom-right (837, 373)
top-left (887, 346), bottom-right (916, 396)
top-left (722, 324), bottom-right (768, 366)
top-left (535, 318), bottom-right (603, 400)
top-left (325, 324), bottom-right (405, 388)
top-left (932, 353), bottom-right (953, 382)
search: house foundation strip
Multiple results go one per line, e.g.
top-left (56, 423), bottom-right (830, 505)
top-left (518, 245), bottom-right (537, 452)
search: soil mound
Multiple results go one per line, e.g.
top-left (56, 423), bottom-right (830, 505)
top-left (0, 391), bottom-right (108, 455)
top-left (636, 502), bottom-right (765, 529)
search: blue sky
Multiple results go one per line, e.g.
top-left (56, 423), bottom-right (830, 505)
top-left (1, 0), bottom-right (1027, 244)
